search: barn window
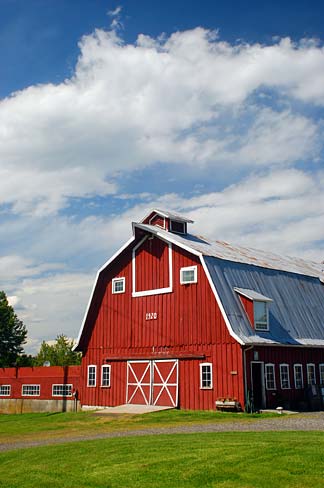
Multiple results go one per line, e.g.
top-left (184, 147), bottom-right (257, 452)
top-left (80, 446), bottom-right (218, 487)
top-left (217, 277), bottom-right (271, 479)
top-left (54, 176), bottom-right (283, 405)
top-left (22, 385), bottom-right (40, 396)
top-left (265, 364), bottom-right (276, 390)
top-left (254, 301), bottom-right (269, 331)
top-left (200, 363), bottom-right (213, 389)
top-left (112, 277), bottom-right (125, 294)
top-left (0, 385), bottom-right (11, 396)
top-left (101, 365), bottom-right (111, 387)
top-left (319, 364), bottom-right (324, 385)
top-left (87, 365), bottom-right (97, 387)
top-left (307, 363), bottom-right (316, 385)
top-left (170, 220), bottom-right (186, 234)
top-left (279, 364), bottom-right (290, 389)
top-left (294, 364), bottom-right (304, 389)
top-left (180, 266), bottom-right (197, 285)
top-left (52, 384), bottom-right (73, 397)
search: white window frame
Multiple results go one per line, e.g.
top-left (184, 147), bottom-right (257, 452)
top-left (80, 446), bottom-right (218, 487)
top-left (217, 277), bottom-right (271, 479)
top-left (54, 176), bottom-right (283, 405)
top-left (294, 364), bottom-right (304, 389)
top-left (279, 364), bottom-right (291, 389)
top-left (87, 365), bottom-right (97, 387)
top-left (200, 362), bottom-right (213, 389)
top-left (52, 384), bottom-right (73, 397)
top-left (22, 384), bottom-right (40, 396)
top-left (0, 385), bottom-right (11, 396)
top-left (101, 364), bottom-right (111, 387)
top-left (254, 300), bottom-right (269, 331)
top-left (307, 363), bottom-right (316, 385)
top-left (319, 364), bottom-right (324, 385)
top-left (180, 265), bottom-right (197, 285)
top-left (265, 363), bottom-right (276, 390)
top-left (112, 277), bottom-right (125, 294)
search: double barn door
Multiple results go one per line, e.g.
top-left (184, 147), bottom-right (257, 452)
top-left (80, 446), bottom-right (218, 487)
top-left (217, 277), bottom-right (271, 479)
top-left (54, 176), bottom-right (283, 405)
top-left (126, 359), bottom-right (178, 407)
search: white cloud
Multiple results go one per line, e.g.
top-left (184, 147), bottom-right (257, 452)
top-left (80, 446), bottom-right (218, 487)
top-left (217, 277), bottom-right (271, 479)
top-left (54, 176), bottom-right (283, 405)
top-left (0, 28), bottom-right (324, 215)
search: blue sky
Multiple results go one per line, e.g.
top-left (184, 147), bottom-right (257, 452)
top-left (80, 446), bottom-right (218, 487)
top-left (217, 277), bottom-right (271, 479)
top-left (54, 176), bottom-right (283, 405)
top-left (0, 0), bottom-right (324, 353)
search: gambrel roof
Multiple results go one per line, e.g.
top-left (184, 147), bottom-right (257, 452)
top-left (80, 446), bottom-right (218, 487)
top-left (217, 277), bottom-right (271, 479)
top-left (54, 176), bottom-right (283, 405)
top-left (75, 211), bottom-right (324, 350)
top-left (135, 222), bottom-right (324, 347)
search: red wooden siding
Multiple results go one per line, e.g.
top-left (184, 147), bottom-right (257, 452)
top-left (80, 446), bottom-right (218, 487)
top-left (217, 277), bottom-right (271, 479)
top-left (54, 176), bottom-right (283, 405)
top-left (80, 238), bottom-right (244, 409)
top-left (239, 295), bottom-right (254, 326)
top-left (246, 346), bottom-right (324, 409)
top-left (149, 214), bottom-right (165, 229)
top-left (0, 366), bottom-right (81, 400)
top-left (135, 237), bottom-right (170, 292)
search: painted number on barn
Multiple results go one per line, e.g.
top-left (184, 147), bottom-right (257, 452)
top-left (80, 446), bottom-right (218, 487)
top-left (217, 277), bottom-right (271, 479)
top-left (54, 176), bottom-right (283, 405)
top-left (146, 312), bottom-right (158, 320)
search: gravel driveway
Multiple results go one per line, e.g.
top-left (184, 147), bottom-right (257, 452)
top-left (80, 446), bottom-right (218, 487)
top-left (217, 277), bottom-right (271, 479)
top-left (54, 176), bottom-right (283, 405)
top-left (1, 411), bottom-right (324, 452)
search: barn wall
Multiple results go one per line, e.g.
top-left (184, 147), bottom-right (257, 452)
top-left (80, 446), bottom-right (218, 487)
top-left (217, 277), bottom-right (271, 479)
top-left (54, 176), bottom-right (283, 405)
top-left (246, 346), bottom-right (324, 409)
top-left (0, 366), bottom-right (81, 413)
top-left (80, 239), bottom-right (244, 410)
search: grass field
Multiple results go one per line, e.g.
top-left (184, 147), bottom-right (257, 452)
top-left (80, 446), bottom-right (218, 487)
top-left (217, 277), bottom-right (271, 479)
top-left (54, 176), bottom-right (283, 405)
top-left (0, 409), bottom-right (281, 444)
top-left (1, 431), bottom-right (324, 488)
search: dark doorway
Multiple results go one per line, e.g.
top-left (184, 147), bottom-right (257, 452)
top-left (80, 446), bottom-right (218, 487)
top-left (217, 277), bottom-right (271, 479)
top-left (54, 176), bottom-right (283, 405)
top-left (251, 362), bottom-right (265, 410)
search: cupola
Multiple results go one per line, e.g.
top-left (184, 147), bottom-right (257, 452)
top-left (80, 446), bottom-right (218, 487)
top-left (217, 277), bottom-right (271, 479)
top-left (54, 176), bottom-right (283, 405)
top-left (141, 209), bottom-right (194, 235)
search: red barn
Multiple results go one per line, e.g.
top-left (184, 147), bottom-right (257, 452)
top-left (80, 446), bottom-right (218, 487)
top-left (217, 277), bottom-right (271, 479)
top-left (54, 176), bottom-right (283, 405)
top-left (74, 209), bottom-right (324, 411)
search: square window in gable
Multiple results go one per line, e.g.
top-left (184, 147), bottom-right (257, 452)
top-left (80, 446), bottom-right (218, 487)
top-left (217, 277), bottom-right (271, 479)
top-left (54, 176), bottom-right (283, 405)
top-left (180, 266), bottom-right (197, 285)
top-left (112, 277), bottom-right (125, 294)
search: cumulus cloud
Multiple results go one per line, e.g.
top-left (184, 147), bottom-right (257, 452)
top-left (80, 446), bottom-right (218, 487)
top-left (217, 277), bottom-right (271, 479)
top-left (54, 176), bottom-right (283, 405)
top-left (2, 25), bottom-right (324, 351)
top-left (0, 28), bottom-right (324, 215)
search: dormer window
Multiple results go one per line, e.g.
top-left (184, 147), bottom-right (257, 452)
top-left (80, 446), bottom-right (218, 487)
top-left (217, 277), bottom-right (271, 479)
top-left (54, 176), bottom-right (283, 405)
top-left (234, 287), bottom-right (272, 332)
top-left (253, 301), bottom-right (269, 331)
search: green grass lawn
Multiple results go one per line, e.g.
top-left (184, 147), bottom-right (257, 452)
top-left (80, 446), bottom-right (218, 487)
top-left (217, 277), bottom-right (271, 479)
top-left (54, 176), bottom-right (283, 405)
top-left (0, 409), bottom-right (282, 444)
top-left (0, 431), bottom-right (323, 488)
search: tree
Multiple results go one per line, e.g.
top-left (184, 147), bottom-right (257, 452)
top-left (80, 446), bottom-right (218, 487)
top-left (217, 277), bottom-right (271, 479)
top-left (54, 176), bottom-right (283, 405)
top-left (33, 334), bottom-right (81, 366)
top-left (0, 291), bottom-right (28, 367)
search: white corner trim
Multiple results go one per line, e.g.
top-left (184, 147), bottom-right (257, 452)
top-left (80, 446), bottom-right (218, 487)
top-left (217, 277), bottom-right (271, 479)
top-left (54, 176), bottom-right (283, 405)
top-left (200, 256), bottom-right (245, 346)
top-left (73, 236), bottom-right (135, 350)
top-left (132, 238), bottom-right (173, 297)
top-left (148, 214), bottom-right (166, 230)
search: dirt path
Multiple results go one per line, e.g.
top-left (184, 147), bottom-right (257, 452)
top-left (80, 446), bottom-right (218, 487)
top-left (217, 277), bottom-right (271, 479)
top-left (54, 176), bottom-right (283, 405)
top-left (1, 412), bottom-right (324, 453)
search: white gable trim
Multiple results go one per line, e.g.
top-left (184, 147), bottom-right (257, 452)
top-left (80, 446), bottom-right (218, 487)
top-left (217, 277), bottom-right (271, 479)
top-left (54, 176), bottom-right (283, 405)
top-left (75, 224), bottom-right (244, 350)
top-left (73, 236), bottom-right (135, 350)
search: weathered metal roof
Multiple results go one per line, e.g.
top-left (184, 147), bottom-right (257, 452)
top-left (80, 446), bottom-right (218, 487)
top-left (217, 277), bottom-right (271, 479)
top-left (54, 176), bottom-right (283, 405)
top-left (205, 256), bottom-right (324, 346)
top-left (234, 288), bottom-right (273, 302)
top-left (135, 222), bottom-right (324, 346)
top-left (135, 223), bottom-right (324, 280)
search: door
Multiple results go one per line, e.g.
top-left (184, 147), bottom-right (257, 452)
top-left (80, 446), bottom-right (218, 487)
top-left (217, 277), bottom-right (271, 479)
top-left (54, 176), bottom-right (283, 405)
top-left (126, 360), bottom-right (178, 407)
top-left (251, 362), bottom-right (265, 410)
top-left (152, 360), bottom-right (178, 407)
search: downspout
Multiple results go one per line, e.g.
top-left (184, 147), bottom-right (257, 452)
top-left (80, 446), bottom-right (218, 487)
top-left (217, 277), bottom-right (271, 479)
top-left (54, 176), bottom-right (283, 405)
top-left (243, 345), bottom-right (254, 411)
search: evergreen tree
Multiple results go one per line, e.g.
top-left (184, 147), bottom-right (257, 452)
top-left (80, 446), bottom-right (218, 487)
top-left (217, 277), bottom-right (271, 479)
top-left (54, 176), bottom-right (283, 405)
top-left (0, 291), bottom-right (27, 367)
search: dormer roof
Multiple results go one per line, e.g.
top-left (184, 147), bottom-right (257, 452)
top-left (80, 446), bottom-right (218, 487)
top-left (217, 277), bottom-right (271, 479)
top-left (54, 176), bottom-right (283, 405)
top-left (141, 209), bottom-right (194, 224)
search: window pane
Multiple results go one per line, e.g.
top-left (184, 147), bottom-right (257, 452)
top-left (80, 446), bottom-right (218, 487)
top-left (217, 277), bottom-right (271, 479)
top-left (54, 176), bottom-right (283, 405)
top-left (102, 365), bottom-right (111, 387)
top-left (52, 384), bottom-right (72, 396)
top-left (200, 364), bottom-right (212, 388)
top-left (265, 365), bottom-right (276, 390)
top-left (294, 365), bottom-right (303, 389)
top-left (254, 301), bottom-right (268, 330)
top-left (280, 365), bottom-right (290, 389)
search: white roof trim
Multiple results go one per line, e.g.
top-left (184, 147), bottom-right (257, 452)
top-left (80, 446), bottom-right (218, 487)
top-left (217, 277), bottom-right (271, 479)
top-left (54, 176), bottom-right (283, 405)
top-left (234, 288), bottom-right (273, 302)
top-left (73, 235), bottom-right (135, 350)
top-left (201, 258), bottom-right (245, 346)
top-left (141, 208), bottom-right (194, 224)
